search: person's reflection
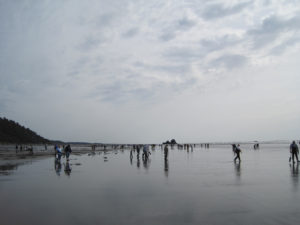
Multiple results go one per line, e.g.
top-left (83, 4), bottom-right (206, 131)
top-left (290, 163), bottom-right (299, 190)
top-left (164, 159), bottom-right (169, 177)
top-left (143, 157), bottom-right (150, 170)
top-left (54, 159), bottom-right (62, 176)
top-left (130, 154), bottom-right (133, 165)
top-left (234, 161), bottom-right (241, 180)
top-left (137, 157), bottom-right (140, 169)
top-left (64, 161), bottom-right (72, 177)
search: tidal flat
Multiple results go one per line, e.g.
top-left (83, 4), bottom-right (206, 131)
top-left (1, 143), bottom-right (299, 225)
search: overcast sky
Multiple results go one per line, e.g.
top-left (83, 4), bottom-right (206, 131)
top-left (1, 0), bottom-right (300, 143)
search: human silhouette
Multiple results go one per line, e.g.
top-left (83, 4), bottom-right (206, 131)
top-left (65, 144), bottom-right (72, 160)
top-left (164, 145), bottom-right (169, 160)
top-left (234, 145), bottom-right (241, 162)
top-left (290, 141), bottom-right (299, 163)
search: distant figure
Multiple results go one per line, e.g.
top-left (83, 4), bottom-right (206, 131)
top-left (28, 145), bottom-right (33, 155)
top-left (15, 145), bottom-right (18, 153)
top-left (143, 145), bottom-right (150, 160)
top-left (65, 144), bottom-right (72, 160)
top-left (234, 145), bottom-right (242, 162)
top-left (164, 145), bottom-right (169, 160)
top-left (254, 143), bottom-right (259, 150)
top-left (290, 141), bottom-right (299, 163)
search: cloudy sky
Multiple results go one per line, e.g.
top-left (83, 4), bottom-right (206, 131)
top-left (1, 0), bottom-right (300, 143)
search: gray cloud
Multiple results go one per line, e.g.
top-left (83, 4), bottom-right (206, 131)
top-left (77, 36), bottom-right (106, 52)
top-left (122, 27), bottom-right (139, 38)
top-left (96, 13), bottom-right (116, 28)
top-left (270, 37), bottom-right (300, 55)
top-left (176, 18), bottom-right (196, 30)
top-left (209, 54), bottom-right (247, 70)
top-left (201, 1), bottom-right (252, 20)
top-left (90, 78), bottom-right (160, 103)
top-left (163, 47), bottom-right (205, 62)
top-left (200, 35), bottom-right (241, 53)
top-left (1, 0), bottom-right (300, 142)
top-left (163, 35), bottom-right (241, 63)
top-left (134, 61), bottom-right (190, 75)
top-left (248, 15), bottom-right (300, 48)
top-left (159, 17), bottom-right (196, 42)
top-left (159, 32), bottom-right (176, 42)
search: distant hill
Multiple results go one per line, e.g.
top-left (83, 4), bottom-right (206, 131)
top-left (0, 117), bottom-right (50, 144)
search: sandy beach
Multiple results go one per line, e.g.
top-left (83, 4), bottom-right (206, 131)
top-left (1, 143), bottom-right (299, 225)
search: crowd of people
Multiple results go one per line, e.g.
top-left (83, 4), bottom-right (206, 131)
top-left (17, 140), bottom-right (300, 177)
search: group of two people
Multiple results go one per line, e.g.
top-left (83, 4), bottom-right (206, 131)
top-left (233, 141), bottom-right (299, 163)
top-left (130, 145), bottom-right (151, 160)
top-left (55, 144), bottom-right (72, 160)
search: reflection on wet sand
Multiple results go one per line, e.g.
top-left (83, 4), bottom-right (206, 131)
top-left (164, 159), bottom-right (169, 177)
top-left (64, 161), bottom-right (72, 176)
top-left (0, 159), bottom-right (34, 176)
top-left (137, 157), bottom-right (140, 169)
top-left (234, 161), bottom-right (241, 175)
top-left (234, 161), bottom-right (241, 182)
top-left (0, 164), bottom-right (18, 175)
top-left (54, 159), bottom-right (62, 176)
top-left (143, 157), bottom-right (150, 170)
top-left (54, 158), bottom-right (72, 177)
top-left (2, 144), bottom-right (300, 225)
top-left (290, 163), bottom-right (299, 190)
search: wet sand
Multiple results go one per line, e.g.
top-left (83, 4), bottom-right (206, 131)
top-left (1, 143), bottom-right (299, 225)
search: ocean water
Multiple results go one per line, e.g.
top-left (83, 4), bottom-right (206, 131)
top-left (1, 144), bottom-right (299, 225)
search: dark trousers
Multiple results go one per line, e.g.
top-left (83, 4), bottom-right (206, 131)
top-left (292, 152), bottom-right (299, 162)
top-left (234, 154), bottom-right (241, 161)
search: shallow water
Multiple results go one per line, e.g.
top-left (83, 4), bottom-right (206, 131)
top-left (1, 144), bottom-right (300, 225)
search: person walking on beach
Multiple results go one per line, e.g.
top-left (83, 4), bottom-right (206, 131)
top-left (234, 145), bottom-right (241, 162)
top-left (143, 145), bottom-right (150, 160)
top-left (290, 141), bottom-right (299, 163)
top-left (55, 145), bottom-right (62, 160)
top-left (65, 144), bottom-right (72, 161)
top-left (164, 145), bottom-right (169, 160)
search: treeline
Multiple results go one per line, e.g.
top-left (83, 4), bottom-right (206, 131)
top-left (0, 117), bottom-right (49, 144)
